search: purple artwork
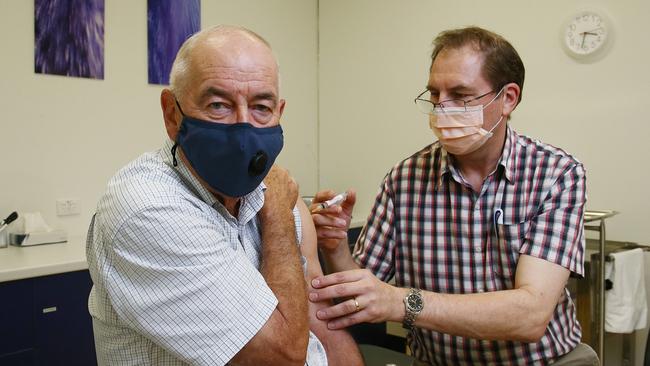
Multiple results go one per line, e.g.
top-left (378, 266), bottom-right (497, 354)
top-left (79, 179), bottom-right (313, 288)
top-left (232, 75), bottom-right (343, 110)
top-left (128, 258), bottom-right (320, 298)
top-left (34, 0), bottom-right (105, 79)
top-left (148, 0), bottom-right (201, 85)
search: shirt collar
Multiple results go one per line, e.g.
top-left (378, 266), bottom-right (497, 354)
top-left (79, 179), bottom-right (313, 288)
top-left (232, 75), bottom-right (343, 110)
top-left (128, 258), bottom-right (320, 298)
top-left (160, 139), bottom-right (266, 222)
top-left (498, 125), bottom-right (516, 184)
top-left (435, 143), bottom-right (451, 190)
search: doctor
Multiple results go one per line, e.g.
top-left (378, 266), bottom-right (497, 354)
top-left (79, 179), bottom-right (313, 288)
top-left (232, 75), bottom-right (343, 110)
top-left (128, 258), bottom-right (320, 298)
top-left (87, 25), bottom-right (361, 365)
top-left (310, 26), bottom-right (596, 365)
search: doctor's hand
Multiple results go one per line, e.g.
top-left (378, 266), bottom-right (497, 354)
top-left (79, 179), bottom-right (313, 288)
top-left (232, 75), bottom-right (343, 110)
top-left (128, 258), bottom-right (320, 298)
top-left (308, 269), bottom-right (406, 330)
top-left (310, 189), bottom-right (356, 252)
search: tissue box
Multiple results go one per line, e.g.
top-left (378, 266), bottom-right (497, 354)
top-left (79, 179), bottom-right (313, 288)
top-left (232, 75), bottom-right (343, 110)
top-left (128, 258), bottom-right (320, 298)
top-left (9, 229), bottom-right (68, 246)
top-left (0, 230), bottom-right (7, 248)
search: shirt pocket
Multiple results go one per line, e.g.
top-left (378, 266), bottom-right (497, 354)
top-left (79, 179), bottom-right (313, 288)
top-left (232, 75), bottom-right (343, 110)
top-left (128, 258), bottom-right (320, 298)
top-left (487, 220), bottom-right (530, 291)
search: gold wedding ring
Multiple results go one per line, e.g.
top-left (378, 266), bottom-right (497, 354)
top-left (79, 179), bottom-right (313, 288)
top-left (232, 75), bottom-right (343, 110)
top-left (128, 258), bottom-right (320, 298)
top-left (353, 297), bottom-right (360, 312)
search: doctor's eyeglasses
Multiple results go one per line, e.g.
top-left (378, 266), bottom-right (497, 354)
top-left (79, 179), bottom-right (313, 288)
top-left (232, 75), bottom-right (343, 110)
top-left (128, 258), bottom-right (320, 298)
top-left (414, 89), bottom-right (497, 114)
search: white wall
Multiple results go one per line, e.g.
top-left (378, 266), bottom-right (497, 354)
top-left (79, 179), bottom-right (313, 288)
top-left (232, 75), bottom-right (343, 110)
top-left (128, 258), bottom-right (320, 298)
top-left (0, 0), bottom-right (318, 237)
top-left (319, 0), bottom-right (650, 245)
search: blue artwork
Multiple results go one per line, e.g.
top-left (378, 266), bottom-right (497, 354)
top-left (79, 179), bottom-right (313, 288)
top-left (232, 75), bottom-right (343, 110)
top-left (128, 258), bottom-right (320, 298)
top-left (148, 0), bottom-right (201, 85)
top-left (34, 0), bottom-right (105, 79)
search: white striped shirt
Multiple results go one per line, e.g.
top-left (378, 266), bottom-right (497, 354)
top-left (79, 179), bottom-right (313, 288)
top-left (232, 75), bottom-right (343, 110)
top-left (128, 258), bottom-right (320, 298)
top-left (87, 139), bottom-right (327, 365)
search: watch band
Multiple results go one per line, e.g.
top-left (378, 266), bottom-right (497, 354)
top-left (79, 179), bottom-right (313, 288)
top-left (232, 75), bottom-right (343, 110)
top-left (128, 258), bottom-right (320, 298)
top-left (402, 288), bottom-right (423, 329)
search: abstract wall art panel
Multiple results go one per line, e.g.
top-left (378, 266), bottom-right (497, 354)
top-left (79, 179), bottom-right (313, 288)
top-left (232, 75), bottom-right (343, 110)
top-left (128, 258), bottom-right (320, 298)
top-left (148, 0), bottom-right (201, 85)
top-left (34, 0), bottom-right (105, 79)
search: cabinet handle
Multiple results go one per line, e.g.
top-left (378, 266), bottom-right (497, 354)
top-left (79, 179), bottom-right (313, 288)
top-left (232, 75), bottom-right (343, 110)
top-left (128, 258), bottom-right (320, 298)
top-left (42, 306), bottom-right (57, 314)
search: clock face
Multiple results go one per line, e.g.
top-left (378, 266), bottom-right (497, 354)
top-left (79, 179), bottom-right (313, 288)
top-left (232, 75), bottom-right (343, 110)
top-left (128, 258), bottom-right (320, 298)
top-left (564, 11), bottom-right (608, 57)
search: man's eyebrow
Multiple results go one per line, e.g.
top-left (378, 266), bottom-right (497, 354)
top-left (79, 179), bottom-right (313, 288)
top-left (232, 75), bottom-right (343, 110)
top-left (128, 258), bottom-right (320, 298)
top-left (252, 92), bottom-right (278, 107)
top-left (426, 83), bottom-right (475, 93)
top-left (198, 87), bottom-right (277, 105)
top-left (253, 92), bottom-right (277, 101)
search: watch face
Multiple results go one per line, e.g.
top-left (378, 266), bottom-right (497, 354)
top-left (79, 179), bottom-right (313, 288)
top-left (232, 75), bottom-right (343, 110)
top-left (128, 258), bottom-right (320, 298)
top-left (408, 294), bottom-right (424, 311)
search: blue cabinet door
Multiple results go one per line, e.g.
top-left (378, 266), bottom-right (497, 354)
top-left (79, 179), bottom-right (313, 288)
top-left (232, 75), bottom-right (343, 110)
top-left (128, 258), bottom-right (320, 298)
top-left (32, 270), bottom-right (97, 366)
top-left (0, 279), bottom-right (35, 364)
top-left (0, 349), bottom-right (36, 366)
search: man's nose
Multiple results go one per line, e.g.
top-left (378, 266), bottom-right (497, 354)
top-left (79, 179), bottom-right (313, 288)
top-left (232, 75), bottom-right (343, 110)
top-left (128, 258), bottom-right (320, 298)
top-left (235, 105), bottom-right (250, 123)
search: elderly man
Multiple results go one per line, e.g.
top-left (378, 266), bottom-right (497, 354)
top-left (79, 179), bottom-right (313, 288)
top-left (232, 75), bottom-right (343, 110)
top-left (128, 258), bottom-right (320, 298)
top-left (310, 27), bottom-right (597, 365)
top-left (86, 25), bottom-right (362, 365)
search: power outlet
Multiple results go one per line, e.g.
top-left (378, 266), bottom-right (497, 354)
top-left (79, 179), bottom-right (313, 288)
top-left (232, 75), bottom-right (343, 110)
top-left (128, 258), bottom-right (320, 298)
top-left (56, 199), bottom-right (81, 216)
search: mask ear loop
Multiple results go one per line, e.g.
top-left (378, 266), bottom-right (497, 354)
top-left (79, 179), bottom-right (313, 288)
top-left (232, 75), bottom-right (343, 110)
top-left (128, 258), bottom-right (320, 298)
top-left (487, 115), bottom-right (505, 135)
top-left (171, 143), bottom-right (179, 167)
top-left (484, 86), bottom-right (508, 135)
top-left (171, 99), bottom-right (186, 167)
top-left (482, 85), bottom-right (506, 110)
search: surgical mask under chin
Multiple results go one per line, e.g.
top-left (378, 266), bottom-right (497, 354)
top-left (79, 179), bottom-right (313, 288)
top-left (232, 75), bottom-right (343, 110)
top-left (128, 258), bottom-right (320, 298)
top-left (172, 113), bottom-right (283, 198)
top-left (429, 93), bottom-right (504, 156)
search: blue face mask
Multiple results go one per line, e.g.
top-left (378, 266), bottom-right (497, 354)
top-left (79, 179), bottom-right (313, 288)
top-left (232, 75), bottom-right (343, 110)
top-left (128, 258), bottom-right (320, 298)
top-left (171, 102), bottom-right (283, 197)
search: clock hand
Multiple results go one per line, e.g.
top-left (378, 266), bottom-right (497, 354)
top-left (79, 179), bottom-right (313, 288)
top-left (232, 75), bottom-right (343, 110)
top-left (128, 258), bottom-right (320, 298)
top-left (581, 33), bottom-right (586, 48)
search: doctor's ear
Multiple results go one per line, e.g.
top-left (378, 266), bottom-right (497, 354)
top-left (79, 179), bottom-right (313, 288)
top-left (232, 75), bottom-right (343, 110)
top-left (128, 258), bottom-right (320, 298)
top-left (161, 89), bottom-right (181, 141)
top-left (501, 82), bottom-right (521, 118)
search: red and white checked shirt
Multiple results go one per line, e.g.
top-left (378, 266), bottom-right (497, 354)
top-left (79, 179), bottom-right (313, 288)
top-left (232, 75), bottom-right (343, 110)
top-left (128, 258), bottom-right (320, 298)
top-left (353, 126), bottom-right (587, 365)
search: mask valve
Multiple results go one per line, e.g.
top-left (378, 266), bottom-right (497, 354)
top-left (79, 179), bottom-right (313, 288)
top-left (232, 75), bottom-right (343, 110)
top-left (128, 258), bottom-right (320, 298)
top-left (249, 151), bottom-right (268, 176)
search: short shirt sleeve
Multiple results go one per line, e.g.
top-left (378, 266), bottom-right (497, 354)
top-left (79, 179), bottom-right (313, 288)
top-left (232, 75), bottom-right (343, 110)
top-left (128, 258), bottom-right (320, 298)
top-left (520, 163), bottom-right (587, 276)
top-left (103, 202), bottom-right (277, 365)
top-left (353, 173), bottom-right (397, 282)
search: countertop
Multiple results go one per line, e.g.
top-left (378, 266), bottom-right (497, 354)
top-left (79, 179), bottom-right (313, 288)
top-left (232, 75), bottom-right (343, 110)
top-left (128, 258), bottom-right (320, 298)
top-left (0, 236), bottom-right (87, 283)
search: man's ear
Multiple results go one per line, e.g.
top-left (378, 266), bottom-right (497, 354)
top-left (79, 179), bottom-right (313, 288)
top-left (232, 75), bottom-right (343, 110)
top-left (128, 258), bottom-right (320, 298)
top-left (161, 89), bottom-right (180, 141)
top-left (277, 99), bottom-right (286, 121)
top-left (502, 82), bottom-right (521, 119)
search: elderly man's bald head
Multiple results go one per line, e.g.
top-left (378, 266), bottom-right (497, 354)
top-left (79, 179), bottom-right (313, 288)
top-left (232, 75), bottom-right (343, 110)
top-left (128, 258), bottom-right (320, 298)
top-left (169, 25), bottom-right (279, 97)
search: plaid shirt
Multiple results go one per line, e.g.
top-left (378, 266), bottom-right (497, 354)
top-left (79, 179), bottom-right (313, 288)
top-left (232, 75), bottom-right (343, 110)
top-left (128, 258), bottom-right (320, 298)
top-left (353, 126), bottom-right (587, 365)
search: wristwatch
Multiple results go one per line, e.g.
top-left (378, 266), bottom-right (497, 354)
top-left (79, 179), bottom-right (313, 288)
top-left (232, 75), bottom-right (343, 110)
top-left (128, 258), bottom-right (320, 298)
top-left (402, 288), bottom-right (424, 329)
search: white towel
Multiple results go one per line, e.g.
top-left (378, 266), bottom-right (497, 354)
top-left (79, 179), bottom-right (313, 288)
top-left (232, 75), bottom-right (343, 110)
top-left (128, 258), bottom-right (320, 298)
top-left (604, 248), bottom-right (648, 333)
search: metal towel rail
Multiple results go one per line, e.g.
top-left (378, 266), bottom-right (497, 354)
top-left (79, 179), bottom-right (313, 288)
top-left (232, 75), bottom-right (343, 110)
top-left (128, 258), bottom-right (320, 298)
top-left (583, 210), bottom-right (619, 362)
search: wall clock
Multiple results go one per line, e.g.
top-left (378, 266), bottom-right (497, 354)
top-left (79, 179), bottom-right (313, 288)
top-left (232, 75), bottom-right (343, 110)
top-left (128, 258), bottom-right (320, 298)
top-left (562, 10), bottom-right (612, 62)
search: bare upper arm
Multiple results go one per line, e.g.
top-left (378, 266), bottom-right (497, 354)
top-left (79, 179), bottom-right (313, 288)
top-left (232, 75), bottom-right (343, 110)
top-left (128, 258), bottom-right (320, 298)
top-left (233, 200), bottom-right (359, 365)
top-left (297, 199), bottom-right (324, 281)
top-left (296, 199), bottom-right (360, 351)
top-left (514, 254), bottom-right (571, 323)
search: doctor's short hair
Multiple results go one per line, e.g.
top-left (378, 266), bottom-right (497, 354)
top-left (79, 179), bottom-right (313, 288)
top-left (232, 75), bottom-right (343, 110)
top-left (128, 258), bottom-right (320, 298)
top-left (431, 26), bottom-right (525, 104)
